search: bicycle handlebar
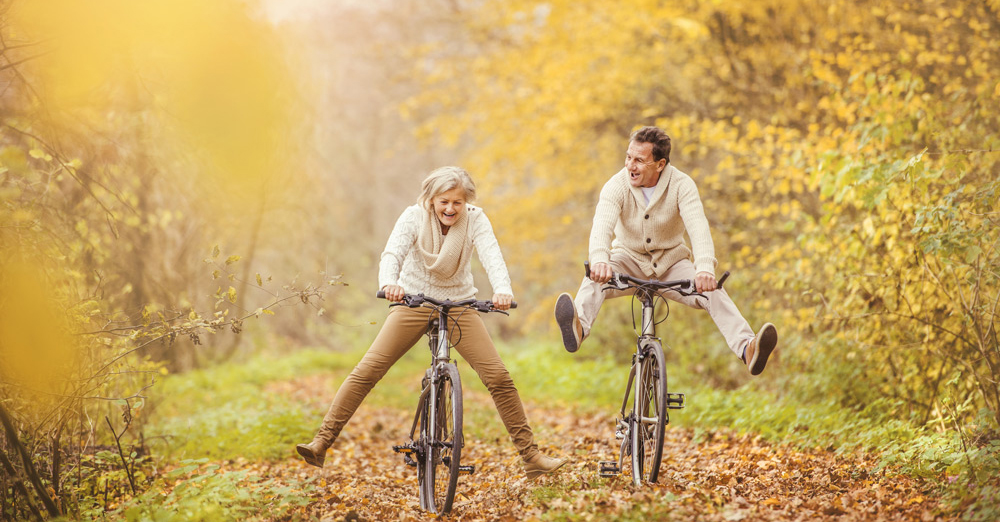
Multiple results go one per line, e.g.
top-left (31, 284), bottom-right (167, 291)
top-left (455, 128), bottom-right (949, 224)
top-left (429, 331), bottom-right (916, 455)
top-left (376, 290), bottom-right (517, 312)
top-left (584, 261), bottom-right (729, 298)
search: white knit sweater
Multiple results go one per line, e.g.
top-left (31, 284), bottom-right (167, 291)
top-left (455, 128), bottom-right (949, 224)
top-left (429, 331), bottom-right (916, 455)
top-left (379, 204), bottom-right (513, 300)
top-left (589, 166), bottom-right (717, 278)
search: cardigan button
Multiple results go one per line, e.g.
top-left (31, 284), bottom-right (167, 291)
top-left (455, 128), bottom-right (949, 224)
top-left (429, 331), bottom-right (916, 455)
top-left (646, 238), bottom-right (651, 243)
top-left (653, 262), bottom-right (658, 268)
top-left (644, 214), bottom-right (649, 219)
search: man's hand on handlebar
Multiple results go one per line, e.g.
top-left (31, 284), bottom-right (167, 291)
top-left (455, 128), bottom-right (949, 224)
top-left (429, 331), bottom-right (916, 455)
top-left (492, 293), bottom-right (513, 311)
top-left (589, 262), bottom-right (614, 284)
top-left (381, 284), bottom-right (406, 303)
top-left (694, 271), bottom-right (717, 293)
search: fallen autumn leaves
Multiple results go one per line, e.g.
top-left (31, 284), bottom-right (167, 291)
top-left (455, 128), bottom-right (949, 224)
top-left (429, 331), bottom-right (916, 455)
top-left (164, 373), bottom-right (954, 521)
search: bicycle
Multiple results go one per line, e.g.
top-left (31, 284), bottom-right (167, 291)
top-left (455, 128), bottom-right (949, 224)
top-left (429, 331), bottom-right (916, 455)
top-left (376, 290), bottom-right (515, 514)
top-left (586, 262), bottom-right (729, 486)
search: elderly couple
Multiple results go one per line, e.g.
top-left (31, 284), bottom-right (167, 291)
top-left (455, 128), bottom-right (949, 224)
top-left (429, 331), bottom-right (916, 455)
top-left (295, 126), bottom-right (778, 479)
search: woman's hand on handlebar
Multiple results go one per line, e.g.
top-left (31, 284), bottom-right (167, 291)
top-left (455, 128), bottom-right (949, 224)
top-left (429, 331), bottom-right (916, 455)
top-left (694, 271), bottom-right (717, 293)
top-left (492, 293), bottom-right (513, 311)
top-left (589, 262), bottom-right (614, 284)
top-left (381, 284), bottom-right (406, 303)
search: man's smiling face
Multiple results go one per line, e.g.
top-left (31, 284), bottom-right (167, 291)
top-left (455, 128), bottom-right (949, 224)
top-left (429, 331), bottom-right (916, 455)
top-left (625, 140), bottom-right (665, 188)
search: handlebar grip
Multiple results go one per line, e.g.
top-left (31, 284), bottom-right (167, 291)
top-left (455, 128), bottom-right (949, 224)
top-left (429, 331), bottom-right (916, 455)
top-left (717, 271), bottom-right (730, 290)
top-left (584, 261), bottom-right (591, 279)
top-left (510, 302), bottom-right (518, 309)
top-left (376, 290), bottom-right (386, 299)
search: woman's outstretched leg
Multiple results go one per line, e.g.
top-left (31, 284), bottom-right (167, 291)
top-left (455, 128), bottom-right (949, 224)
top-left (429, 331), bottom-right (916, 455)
top-left (297, 306), bottom-right (428, 467)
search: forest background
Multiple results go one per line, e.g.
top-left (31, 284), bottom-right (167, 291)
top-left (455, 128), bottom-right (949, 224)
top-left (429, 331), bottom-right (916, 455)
top-left (0, 0), bottom-right (998, 520)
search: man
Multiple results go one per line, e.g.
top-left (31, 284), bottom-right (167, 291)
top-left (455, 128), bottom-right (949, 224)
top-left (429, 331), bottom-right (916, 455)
top-left (554, 125), bottom-right (777, 375)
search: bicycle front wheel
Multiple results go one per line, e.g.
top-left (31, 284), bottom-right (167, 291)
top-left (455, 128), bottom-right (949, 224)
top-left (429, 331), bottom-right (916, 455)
top-left (421, 363), bottom-right (463, 513)
top-left (631, 341), bottom-right (667, 485)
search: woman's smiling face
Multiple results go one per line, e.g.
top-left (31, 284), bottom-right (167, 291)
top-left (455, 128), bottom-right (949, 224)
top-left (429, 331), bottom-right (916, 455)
top-left (432, 186), bottom-right (467, 230)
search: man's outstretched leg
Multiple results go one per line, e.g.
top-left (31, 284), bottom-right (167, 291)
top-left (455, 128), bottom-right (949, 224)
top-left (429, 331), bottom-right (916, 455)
top-left (554, 255), bottom-right (642, 354)
top-left (659, 259), bottom-right (779, 375)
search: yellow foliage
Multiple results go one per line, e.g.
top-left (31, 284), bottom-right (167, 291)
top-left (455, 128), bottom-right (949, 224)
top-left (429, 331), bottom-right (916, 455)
top-left (398, 0), bottom-right (1000, 424)
top-left (0, 259), bottom-right (76, 395)
top-left (10, 0), bottom-right (303, 204)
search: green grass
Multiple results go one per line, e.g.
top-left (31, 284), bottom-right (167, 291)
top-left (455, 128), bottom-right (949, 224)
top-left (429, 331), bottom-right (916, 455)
top-left (146, 346), bottom-right (429, 462)
top-left (128, 335), bottom-right (997, 521)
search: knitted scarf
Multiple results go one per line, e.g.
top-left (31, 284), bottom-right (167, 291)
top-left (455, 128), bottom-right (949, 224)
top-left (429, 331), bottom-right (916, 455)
top-left (416, 207), bottom-right (471, 282)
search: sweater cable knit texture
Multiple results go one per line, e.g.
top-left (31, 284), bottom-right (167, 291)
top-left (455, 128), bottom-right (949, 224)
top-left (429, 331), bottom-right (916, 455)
top-left (379, 204), bottom-right (513, 300)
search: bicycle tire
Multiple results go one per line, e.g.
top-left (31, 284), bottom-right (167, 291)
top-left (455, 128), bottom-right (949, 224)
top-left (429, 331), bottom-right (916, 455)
top-left (421, 363), bottom-right (463, 513)
top-left (415, 372), bottom-right (431, 511)
top-left (631, 341), bottom-right (667, 485)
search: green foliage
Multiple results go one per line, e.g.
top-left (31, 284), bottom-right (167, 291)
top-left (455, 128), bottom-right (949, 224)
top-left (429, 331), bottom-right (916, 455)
top-left (148, 349), bottom-right (348, 460)
top-left (98, 459), bottom-right (315, 522)
top-left (499, 339), bottom-right (622, 413)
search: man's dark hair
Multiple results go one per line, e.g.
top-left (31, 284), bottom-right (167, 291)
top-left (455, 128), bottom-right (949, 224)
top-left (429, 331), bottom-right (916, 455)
top-left (630, 126), bottom-right (671, 163)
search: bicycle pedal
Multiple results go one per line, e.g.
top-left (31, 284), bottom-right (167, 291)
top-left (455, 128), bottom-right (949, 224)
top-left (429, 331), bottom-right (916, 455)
top-left (458, 465), bottom-right (475, 475)
top-left (598, 461), bottom-right (620, 477)
top-left (667, 392), bottom-right (685, 409)
top-left (392, 443), bottom-right (416, 454)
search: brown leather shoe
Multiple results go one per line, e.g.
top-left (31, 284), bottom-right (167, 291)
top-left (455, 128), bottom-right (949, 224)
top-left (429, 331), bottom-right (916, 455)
top-left (523, 453), bottom-right (567, 479)
top-left (554, 293), bottom-right (583, 353)
top-left (296, 440), bottom-right (328, 468)
top-left (744, 323), bottom-right (777, 376)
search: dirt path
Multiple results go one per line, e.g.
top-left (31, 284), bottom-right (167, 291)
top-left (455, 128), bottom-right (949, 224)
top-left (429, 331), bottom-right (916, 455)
top-left (273, 374), bottom-right (951, 522)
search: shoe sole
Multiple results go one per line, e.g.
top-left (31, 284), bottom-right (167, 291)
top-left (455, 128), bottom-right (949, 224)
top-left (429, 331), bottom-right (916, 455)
top-left (554, 294), bottom-right (580, 353)
top-left (296, 444), bottom-right (325, 468)
top-left (749, 323), bottom-right (777, 376)
top-left (526, 459), bottom-right (568, 480)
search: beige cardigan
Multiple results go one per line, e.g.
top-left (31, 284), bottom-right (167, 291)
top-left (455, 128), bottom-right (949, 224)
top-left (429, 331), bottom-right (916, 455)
top-left (589, 166), bottom-right (717, 278)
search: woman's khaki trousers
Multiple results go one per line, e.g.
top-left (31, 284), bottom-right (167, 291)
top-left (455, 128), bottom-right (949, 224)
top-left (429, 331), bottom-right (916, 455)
top-left (309, 305), bottom-right (539, 461)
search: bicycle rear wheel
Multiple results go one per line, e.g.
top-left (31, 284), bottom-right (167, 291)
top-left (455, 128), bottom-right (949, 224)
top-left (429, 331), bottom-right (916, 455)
top-left (419, 363), bottom-right (463, 513)
top-left (631, 341), bottom-right (667, 485)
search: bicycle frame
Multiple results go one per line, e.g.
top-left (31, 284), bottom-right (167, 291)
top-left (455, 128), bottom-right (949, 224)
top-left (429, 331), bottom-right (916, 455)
top-left (615, 288), bottom-right (660, 426)
top-left (384, 292), bottom-right (513, 514)
top-left (594, 264), bottom-right (729, 486)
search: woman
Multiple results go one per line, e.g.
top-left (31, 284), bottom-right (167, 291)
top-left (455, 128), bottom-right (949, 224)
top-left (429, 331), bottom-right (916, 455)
top-left (296, 166), bottom-right (566, 479)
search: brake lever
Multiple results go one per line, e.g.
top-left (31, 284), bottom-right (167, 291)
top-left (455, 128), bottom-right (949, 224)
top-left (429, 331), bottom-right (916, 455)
top-left (403, 295), bottom-right (427, 308)
top-left (481, 301), bottom-right (516, 314)
top-left (608, 274), bottom-right (631, 291)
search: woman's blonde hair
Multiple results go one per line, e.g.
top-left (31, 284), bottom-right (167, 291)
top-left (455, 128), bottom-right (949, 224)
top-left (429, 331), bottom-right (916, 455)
top-left (418, 166), bottom-right (477, 211)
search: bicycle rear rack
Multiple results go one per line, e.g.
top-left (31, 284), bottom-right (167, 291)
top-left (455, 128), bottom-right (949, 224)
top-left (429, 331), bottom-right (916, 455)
top-left (667, 392), bottom-right (685, 409)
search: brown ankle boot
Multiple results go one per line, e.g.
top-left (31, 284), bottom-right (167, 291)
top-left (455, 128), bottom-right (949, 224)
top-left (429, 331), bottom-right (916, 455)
top-left (523, 453), bottom-right (567, 479)
top-left (296, 440), bottom-right (329, 468)
top-left (743, 323), bottom-right (778, 376)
